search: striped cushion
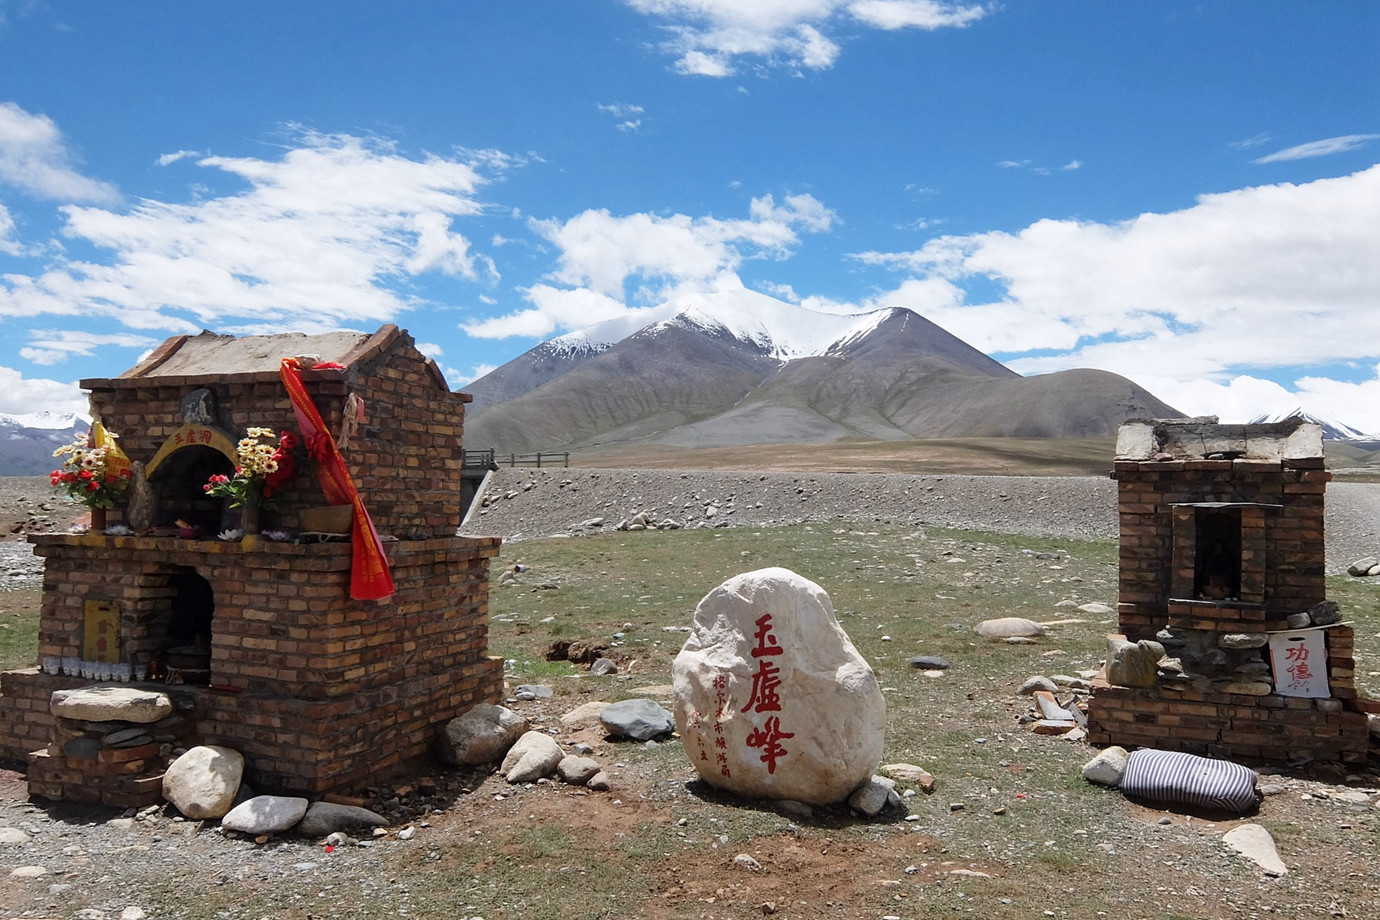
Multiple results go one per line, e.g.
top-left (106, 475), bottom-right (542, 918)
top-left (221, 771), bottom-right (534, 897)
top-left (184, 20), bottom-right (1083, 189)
top-left (1120, 749), bottom-right (1259, 812)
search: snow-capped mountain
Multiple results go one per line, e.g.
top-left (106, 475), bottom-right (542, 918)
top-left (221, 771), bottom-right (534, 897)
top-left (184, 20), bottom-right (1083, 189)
top-left (1247, 408), bottom-right (1378, 442)
top-left (462, 289), bottom-right (1182, 453)
top-left (0, 411), bottom-right (89, 475)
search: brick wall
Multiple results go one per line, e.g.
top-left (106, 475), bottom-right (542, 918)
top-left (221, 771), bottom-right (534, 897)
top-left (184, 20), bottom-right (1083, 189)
top-left (1110, 459), bottom-right (1328, 643)
top-left (1, 535), bottom-right (503, 794)
top-left (82, 327), bottom-right (467, 539)
top-left (1088, 448), bottom-right (1371, 763)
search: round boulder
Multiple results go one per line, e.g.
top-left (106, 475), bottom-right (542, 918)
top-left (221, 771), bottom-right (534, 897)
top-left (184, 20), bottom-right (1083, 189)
top-left (162, 745), bottom-right (244, 820)
top-left (500, 731), bottom-right (565, 783)
top-left (672, 567), bottom-right (885, 806)
top-left (435, 703), bottom-right (529, 766)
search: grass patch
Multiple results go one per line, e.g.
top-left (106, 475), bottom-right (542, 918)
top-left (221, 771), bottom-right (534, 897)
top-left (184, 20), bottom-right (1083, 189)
top-left (0, 584), bottom-right (41, 672)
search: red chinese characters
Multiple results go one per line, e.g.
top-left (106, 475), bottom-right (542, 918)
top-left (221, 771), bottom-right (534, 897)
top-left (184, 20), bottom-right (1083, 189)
top-left (1283, 643), bottom-right (1313, 686)
top-left (742, 613), bottom-right (793, 774)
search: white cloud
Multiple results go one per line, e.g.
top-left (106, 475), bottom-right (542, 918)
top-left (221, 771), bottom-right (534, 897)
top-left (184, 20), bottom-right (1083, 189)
top-left (0, 129), bottom-right (505, 334)
top-left (1230, 132), bottom-right (1272, 150)
top-left (1253, 134), bottom-right (1380, 164)
top-left (0, 365), bottom-right (87, 416)
top-left (1061, 159), bottom-right (1081, 171)
top-left (534, 192), bottom-right (835, 299)
top-left (597, 103), bottom-right (645, 119)
top-left (0, 202), bottom-right (21, 255)
top-left (626, 0), bottom-right (985, 75)
top-left (156, 149), bottom-right (201, 167)
top-left (18, 329), bottom-right (159, 366)
top-left (465, 193), bottom-right (835, 340)
top-left (463, 285), bottom-right (635, 339)
top-left (849, 166), bottom-right (1380, 421)
top-left (1132, 368), bottom-right (1380, 435)
top-left (0, 102), bottom-right (120, 204)
top-left (848, 0), bottom-right (985, 30)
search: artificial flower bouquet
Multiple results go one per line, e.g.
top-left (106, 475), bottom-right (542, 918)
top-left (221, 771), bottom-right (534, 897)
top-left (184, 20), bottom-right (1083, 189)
top-left (50, 425), bottom-right (132, 509)
top-left (203, 427), bottom-right (302, 509)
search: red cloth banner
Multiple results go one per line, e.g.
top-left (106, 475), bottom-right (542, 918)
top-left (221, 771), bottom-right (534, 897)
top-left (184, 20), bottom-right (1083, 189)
top-left (279, 358), bottom-right (395, 600)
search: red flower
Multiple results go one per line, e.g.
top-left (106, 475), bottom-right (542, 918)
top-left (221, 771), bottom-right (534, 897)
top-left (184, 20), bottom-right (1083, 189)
top-left (49, 471), bottom-right (62, 485)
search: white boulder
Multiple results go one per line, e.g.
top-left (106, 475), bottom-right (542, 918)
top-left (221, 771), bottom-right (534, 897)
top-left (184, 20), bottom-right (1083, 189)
top-left (1082, 746), bottom-right (1130, 787)
top-left (162, 745), bottom-right (244, 820)
top-left (500, 731), bottom-right (565, 783)
top-left (975, 617), bottom-right (1045, 639)
top-left (435, 703), bottom-right (529, 766)
top-left (671, 567), bottom-right (885, 805)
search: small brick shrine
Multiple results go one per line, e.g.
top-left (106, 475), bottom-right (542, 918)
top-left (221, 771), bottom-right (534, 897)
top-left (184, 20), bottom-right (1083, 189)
top-left (0, 325), bottom-right (504, 801)
top-left (1086, 417), bottom-right (1373, 764)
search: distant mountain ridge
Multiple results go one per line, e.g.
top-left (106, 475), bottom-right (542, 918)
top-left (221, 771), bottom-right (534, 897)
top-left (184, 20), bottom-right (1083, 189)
top-left (462, 289), bottom-right (1184, 454)
top-left (0, 411), bottom-right (88, 476)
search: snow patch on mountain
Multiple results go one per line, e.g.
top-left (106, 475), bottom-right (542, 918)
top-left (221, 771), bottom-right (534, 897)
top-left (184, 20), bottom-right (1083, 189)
top-left (553, 287), bottom-right (893, 361)
top-left (1248, 407), bottom-right (1376, 441)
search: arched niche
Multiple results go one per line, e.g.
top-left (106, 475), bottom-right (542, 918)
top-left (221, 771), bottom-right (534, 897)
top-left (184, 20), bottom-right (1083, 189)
top-left (146, 431), bottom-right (238, 534)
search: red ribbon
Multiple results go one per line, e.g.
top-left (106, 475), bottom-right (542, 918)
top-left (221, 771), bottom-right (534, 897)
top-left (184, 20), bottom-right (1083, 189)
top-left (279, 358), bottom-right (395, 600)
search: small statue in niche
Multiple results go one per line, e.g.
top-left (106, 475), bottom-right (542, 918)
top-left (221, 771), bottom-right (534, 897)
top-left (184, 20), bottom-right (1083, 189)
top-left (125, 461), bottom-right (156, 534)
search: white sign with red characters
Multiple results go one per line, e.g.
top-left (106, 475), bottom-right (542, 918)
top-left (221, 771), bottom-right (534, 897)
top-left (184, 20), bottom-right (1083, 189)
top-left (1268, 629), bottom-right (1330, 698)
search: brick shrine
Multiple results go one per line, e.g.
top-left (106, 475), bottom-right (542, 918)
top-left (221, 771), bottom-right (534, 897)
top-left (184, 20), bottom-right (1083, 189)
top-left (1086, 417), bottom-right (1373, 764)
top-left (0, 325), bottom-right (504, 802)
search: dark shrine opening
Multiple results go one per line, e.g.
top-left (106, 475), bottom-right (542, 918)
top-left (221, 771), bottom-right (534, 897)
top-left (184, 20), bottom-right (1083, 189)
top-left (1194, 507), bottom-right (1242, 601)
top-left (151, 445), bottom-right (235, 534)
top-left (166, 566), bottom-right (214, 682)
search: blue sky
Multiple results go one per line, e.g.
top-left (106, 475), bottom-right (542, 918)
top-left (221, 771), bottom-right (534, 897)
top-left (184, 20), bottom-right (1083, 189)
top-left (1, 1), bottom-right (1377, 431)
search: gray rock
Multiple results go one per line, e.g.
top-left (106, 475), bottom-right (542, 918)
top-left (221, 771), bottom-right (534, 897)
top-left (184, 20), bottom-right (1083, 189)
top-left (500, 731), bottom-right (565, 783)
top-left (556, 755), bottom-right (602, 786)
top-left (1017, 676), bottom-right (1058, 695)
top-left (0, 827), bottom-right (30, 844)
top-left (222, 795), bottom-right (309, 835)
top-left (513, 684), bottom-right (554, 700)
top-left (586, 771), bottom-right (611, 791)
top-left (848, 776), bottom-right (897, 817)
top-left (599, 698), bottom-right (675, 741)
top-left (589, 658), bottom-right (618, 676)
top-left (50, 687), bottom-right (173, 724)
top-left (1218, 633), bottom-right (1268, 650)
top-left (1308, 600), bottom-right (1342, 626)
top-left (295, 802), bottom-right (390, 837)
top-left (62, 737), bottom-right (101, 760)
top-left (1223, 681), bottom-right (1274, 696)
top-left (909, 655), bottom-right (950, 670)
top-left (1346, 557), bottom-right (1377, 577)
top-left (1106, 637), bottom-right (1165, 688)
top-left (103, 726), bottom-right (151, 745)
top-left (435, 704), bottom-right (528, 766)
top-left (1077, 602), bottom-right (1114, 615)
top-left (1286, 612), bottom-right (1312, 629)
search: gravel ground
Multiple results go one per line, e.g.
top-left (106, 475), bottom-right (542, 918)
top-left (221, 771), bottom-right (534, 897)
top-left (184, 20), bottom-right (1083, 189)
top-left (1, 471), bottom-right (1379, 918)
top-left (462, 468), bottom-right (1380, 574)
